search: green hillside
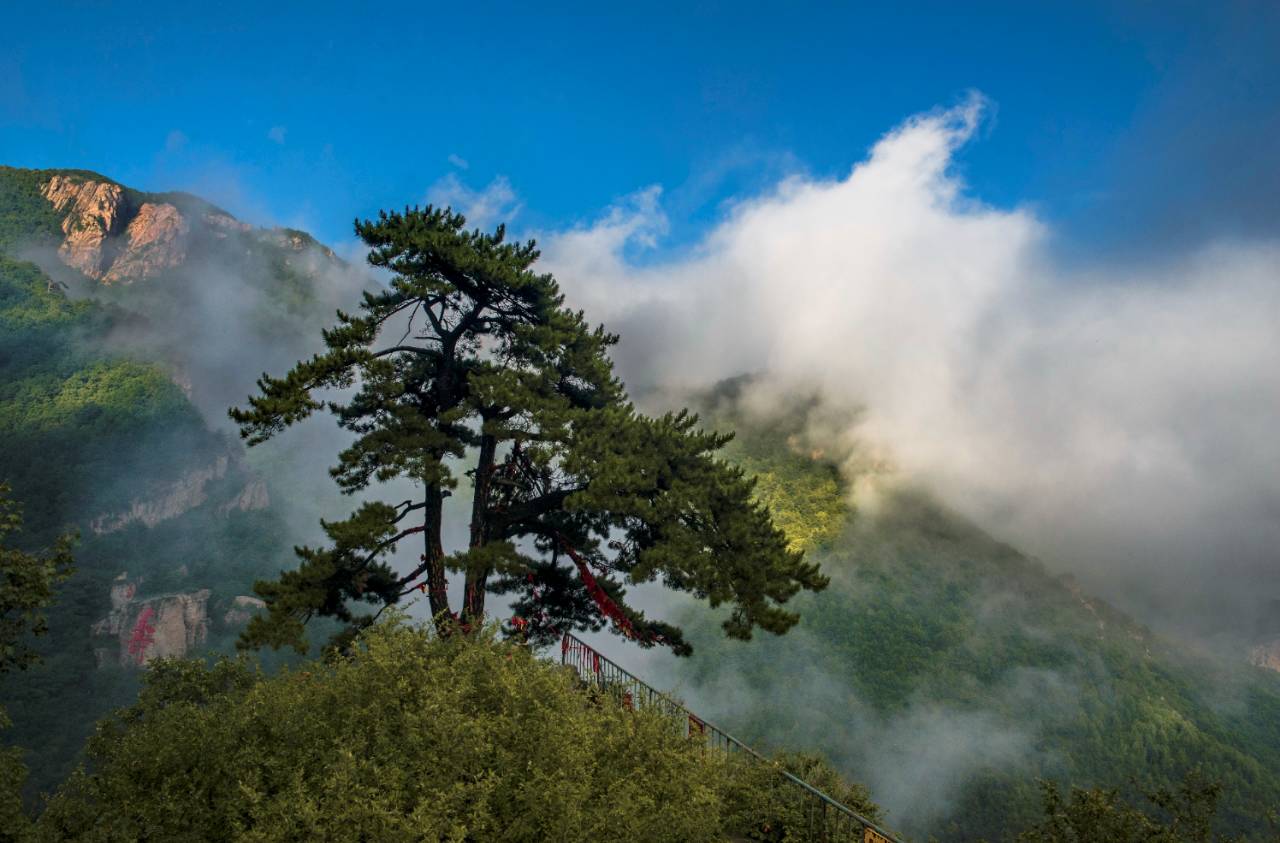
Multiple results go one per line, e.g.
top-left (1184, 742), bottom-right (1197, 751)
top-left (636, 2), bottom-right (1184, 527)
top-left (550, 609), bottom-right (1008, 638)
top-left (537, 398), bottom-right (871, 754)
top-left (661, 380), bottom-right (1280, 841)
top-left (0, 168), bottom-right (317, 797)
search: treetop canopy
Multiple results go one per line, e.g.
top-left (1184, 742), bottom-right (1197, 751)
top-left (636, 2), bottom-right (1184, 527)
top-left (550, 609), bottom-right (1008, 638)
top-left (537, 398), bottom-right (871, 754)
top-left (229, 206), bottom-right (826, 656)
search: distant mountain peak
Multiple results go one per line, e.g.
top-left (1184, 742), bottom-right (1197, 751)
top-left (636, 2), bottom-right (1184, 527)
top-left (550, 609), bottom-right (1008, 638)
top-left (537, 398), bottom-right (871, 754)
top-left (34, 170), bottom-right (340, 286)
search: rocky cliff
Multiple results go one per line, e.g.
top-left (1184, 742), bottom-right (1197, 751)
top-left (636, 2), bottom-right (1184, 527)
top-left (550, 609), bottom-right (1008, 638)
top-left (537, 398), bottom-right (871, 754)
top-left (103, 200), bottom-right (190, 282)
top-left (223, 594), bottom-right (267, 626)
top-left (91, 575), bottom-right (211, 667)
top-left (38, 172), bottom-right (338, 286)
top-left (90, 574), bottom-right (265, 668)
top-left (41, 174), bottom-right (129, 277)
top-left (89, 455), bottom-right (270, 534)
top-left (41, 174), bottom-right (189, 283)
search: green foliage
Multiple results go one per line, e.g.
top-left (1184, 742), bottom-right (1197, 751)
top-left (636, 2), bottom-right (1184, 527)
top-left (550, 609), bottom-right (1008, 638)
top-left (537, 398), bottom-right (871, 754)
top-left (0, 484), bottom-right (75, 675)
top-left (697, 380), bottom-right (849, 554)
top-left (231, 206), bottom-right (824, 656)
top-left (0, 485), bottom-right (75, 841)
top-left (722, 750), bottom-right (884, 842)
top-left (0, 253), bottom-right (220, 533)
top-left (0, 732), bottom-right (30, 843)
top-left (0, 166), bottom-right (85, 252)
top-left (663, 388), bottom-right (1280, 842)
top-left (8, 164), bottom-right (1280, 843)
top-left (0, 257), bottom-right (92, 334)
top-left (34, 619), bottom-right (863, 842)
top-left (0, 360), bottom-right (196, 436)
top-left (0, 173), bottom-right (277, 799)
top-left (1015, 770), bottom-right (1264, 843)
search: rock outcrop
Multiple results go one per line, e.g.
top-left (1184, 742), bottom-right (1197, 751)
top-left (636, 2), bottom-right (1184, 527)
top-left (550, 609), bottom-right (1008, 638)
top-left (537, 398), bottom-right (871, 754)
top-left (223, 595), bottom-right (266, 626)
top-left (90, 456), bottom-right (230, 534)
top-left (91, 574), bottom-right (210, 668)
top-left (219, 477), bottom-right (270, 514)
top-left (89, 457), bottom-right (270, 534)
top-left (40, 175), bottom-right (189, 284)
top-left (102, 201), bottom-right (189, 282)
top-left (266, 227), bottom-right (336, 259)
top-left (40, 174), bottom-right (344, 287)
top-left (41, 175), bottom-right (130, 277)
top-left (203, 211), bottom-right (252, 235)
top-left (1250, 640), bottom-right (1280, 673)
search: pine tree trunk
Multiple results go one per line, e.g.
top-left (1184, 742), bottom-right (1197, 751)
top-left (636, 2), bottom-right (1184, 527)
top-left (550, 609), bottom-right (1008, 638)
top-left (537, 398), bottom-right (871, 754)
top-left (462, 433), bottom-right (497, 625)
top-left (422, 484), bottom-right (451, 629)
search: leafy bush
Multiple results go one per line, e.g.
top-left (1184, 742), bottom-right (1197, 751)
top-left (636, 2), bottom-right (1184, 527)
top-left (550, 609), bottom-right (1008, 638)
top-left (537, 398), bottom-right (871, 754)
top-left (722, 750), bottom-right (883, 842)
top-left (30, 621), bottom-right (783, 841)
top-left (34, 618), bottom-right (880, 842)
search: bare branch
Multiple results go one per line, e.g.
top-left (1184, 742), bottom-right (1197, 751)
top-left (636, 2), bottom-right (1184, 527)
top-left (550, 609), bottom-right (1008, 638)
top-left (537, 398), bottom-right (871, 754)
top-left (395, 301), bottom-right (421, 346)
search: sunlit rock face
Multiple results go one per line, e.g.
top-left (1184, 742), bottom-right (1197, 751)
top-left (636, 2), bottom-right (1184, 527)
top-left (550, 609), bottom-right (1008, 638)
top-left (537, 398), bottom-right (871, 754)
top-left (41, 174), bottom-right (130, 278)
top-left (40, 174), bottom-right (189, 284)
top-left (102, 201), bottom-right (190, 283)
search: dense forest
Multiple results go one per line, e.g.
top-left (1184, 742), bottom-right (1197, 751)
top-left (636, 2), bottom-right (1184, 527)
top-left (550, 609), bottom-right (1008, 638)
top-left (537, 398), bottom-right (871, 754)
top-left (660, 381), bottom-right (1280, 840)
top-left (4, 165), bottom-right (1280, 840)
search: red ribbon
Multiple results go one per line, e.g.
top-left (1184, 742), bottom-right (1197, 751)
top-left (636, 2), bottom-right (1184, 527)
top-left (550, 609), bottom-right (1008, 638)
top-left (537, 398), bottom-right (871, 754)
top-left (127, 605), bottom-right (157, 664)
top-left (555, 535), bottom-right (638, 640)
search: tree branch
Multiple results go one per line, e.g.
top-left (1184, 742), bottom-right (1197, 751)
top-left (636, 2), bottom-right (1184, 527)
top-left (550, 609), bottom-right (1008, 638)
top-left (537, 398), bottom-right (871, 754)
top-left (372, 345), bottom-right (437, 358)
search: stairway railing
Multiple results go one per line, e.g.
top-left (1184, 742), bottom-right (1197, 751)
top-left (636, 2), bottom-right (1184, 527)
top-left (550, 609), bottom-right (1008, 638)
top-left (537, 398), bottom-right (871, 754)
top-left (560, 632), bottom-right (902, 843)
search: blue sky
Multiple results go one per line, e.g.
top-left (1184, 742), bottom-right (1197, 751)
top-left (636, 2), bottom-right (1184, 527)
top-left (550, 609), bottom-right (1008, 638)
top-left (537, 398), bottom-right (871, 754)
top-left (4, 1), bottom-right (1280, 638)
top-left (2, 1), bottom-right (1277, 255)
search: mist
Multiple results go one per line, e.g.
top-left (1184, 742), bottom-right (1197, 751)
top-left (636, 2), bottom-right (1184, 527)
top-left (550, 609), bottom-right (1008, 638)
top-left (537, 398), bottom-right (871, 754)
top-left (529, 94), bottom-right (1280, 647)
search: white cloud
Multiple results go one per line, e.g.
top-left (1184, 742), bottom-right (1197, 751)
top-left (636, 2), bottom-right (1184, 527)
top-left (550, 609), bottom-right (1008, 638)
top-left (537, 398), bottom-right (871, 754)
top-left (426, 173), bottom-right (522, 230)
top-left (537, 94), bottom-right (1280, 637)
top-left (447, 153), bottom-right (469, 170)
top-left (267, 125), bottom-right (287, 145)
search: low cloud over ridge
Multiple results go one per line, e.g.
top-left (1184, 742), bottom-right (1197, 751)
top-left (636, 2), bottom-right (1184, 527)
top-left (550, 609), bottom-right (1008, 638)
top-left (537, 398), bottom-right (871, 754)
top-left (536, 95), bottom-right (1280, 642)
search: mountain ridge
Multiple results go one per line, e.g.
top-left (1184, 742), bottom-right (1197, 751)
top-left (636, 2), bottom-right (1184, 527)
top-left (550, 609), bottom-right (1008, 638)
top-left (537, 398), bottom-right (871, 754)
top-left (656, 382), bottom-right (1280, 839)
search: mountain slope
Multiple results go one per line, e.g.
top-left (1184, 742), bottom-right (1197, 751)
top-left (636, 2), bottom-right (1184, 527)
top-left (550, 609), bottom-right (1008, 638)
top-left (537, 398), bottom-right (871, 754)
top-left (658, 383), bottom-right (1280, 841)
top-left (0, 166), bottom-right (350, 797)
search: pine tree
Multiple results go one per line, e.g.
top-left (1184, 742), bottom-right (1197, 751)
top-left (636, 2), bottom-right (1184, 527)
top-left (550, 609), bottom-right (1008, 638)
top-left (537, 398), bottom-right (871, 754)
top-left (230, 207), bottom-right (826, 655)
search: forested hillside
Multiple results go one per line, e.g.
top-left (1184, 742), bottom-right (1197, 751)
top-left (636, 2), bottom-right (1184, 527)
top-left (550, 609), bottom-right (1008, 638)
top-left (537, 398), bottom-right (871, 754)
top-left (656, 379), bottom-right (1280, 841)
top-left (0, 167), bottom-right (343, 795)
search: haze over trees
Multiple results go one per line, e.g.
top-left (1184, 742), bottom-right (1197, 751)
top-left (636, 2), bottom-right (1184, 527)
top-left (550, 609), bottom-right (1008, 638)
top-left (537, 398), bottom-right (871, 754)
top-left (230, 207), bottom-right (826, 655)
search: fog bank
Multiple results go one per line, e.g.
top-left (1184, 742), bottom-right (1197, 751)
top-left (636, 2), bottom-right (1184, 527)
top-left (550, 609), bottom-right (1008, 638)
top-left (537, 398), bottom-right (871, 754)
top-left (535, 95), bottom-right (1280, 642)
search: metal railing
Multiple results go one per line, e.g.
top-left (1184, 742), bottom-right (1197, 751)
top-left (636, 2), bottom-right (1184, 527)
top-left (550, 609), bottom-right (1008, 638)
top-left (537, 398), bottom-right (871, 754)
top-left (560, 632), bottom-right (902, 843)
